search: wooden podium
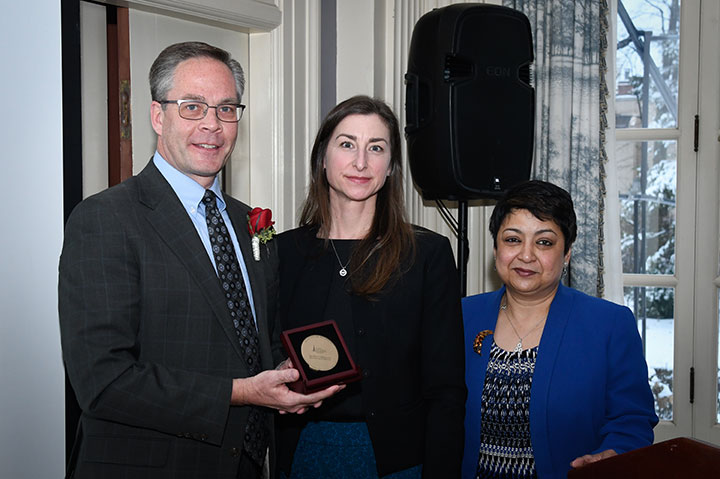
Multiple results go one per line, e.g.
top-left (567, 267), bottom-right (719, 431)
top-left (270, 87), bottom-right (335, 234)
top-left (567, 437), bottom-right (720, 478)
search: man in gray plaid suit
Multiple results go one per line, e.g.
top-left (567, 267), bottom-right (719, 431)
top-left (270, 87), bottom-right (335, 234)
top-left (59, 42), bottom-right (341, 479)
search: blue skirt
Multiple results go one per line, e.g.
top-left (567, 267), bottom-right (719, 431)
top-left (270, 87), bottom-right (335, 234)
top-left (286, 421), bottom-right (422, 479)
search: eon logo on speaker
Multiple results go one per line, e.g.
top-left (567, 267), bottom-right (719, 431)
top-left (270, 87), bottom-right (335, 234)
top-left (484, 66), bottom-right (512, 78)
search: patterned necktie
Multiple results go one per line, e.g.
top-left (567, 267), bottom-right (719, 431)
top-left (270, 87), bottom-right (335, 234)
top-left (202, 190), bottom-right (268, 466)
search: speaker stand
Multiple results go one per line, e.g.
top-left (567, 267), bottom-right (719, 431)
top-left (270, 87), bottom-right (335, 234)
top-left (457, 200), bottom-right (468, 297)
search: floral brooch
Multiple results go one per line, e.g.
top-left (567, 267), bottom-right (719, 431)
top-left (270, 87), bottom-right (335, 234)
top-left (473, 330), bottom-right (493, 355)
top-left (247, 207), bottom-right (276, 261)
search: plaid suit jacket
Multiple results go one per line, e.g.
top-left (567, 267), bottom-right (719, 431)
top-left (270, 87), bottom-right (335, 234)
top-left (59, 161), bottom-right (281, 478)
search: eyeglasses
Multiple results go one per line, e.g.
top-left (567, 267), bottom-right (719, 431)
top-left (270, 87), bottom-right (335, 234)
top-left (159, 99), bottom-right (246, 122)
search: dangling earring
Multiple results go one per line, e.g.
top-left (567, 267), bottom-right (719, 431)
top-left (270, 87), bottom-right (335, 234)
top-left (562, 262), bottom-right (568, 277)
top-left (493, 257), bottom-right (497, 272)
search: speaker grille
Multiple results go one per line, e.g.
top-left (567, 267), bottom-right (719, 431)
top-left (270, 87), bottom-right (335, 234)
top-left (444, 55), bottom-right (473, 83)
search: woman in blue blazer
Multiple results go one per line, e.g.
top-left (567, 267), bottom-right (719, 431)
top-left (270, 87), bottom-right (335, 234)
top-left (463, 180), bottom-right (657, 479)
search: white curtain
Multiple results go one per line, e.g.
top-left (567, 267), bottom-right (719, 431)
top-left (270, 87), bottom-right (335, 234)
top-left (600, 0), bottom-right (624, 304)
top-left (503, 0), bottom-right (610, 297)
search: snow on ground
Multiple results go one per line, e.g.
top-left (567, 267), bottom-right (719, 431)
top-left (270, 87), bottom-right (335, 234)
top-left (642, 318), bottom-right (674, 370)
top-left (641, 318), bottom-right (720, 421)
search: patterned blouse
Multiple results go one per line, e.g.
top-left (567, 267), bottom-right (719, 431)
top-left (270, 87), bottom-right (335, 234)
top-left (475, 342), bottom-right (538, 479)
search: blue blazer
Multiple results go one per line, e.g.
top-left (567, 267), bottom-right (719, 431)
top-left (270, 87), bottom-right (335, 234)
top-left (462, 284), bottom-right (658, 479)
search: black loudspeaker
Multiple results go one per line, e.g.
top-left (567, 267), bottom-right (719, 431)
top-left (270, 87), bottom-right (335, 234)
top-left (405, 4), bottom-right (535, 200)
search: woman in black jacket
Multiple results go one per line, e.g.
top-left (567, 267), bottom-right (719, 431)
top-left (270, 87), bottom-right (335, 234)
top-left (276, 95), bottom-right (466, 478)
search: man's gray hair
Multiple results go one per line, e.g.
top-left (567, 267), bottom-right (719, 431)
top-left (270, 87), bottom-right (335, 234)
top-left (149, 41), bottom-right (245, 102)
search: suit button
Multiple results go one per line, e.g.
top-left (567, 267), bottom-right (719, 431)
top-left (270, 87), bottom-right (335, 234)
top-left (362, 369), bottom-right (370, 378)
top-left (368, 411), bottom-right (376, 418)
top-left (231, 447), bottom-right (241, 458)
top-left (356, 328), bottom-right (365, 336)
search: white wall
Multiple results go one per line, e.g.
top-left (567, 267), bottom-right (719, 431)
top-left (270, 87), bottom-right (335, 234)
top-left (81, 1), bottom-right (110, 197)
top-left (0, 1), bottom-right (66, 478)
top-left (336, 0), bottom-right (376, 99)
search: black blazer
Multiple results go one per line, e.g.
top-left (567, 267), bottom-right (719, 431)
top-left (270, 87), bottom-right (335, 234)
top-left (276, 226), bottom-right (466, 478)
top-left (59, 161), bottom-right (281, 479)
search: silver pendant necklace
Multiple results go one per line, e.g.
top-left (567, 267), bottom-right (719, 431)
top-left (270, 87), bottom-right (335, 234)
top-left (330, 239), bottom-right (350, 277)
top-left (501, 300), bottom-right (546, 353)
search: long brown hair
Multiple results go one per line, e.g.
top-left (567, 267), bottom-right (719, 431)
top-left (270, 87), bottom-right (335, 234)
top-left (299, 95), bottom-right (415, 296)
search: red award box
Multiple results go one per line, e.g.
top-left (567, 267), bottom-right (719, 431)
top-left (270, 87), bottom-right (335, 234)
top-left (281, 320), bottom-right (361, 394)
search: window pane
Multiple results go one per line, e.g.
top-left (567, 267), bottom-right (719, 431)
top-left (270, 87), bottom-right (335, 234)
top-left (616, 0), bottom-right (680, 129)
top-left (618, 140), bottom-right (676, 274)
top-left (625, 286), bottom-right (674, 420)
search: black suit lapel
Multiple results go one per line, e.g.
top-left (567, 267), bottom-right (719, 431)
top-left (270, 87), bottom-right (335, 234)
top-left (135, 162), bottom-right (248, 361)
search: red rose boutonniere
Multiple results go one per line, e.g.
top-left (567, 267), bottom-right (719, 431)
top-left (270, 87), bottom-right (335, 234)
top-left (247, 207), bottom-right (276, 261)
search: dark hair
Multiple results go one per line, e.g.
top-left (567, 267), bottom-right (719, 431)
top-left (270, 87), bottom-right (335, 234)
top-left (489, 180), bottom-right (577, 253)
top-left (149, 41), bottom-right (245, 102)
top-left (299, 95), bottom-right (415, 296)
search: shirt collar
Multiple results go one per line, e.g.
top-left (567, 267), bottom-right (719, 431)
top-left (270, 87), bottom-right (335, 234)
top-left (153, 151), bottom-right (225, 212)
